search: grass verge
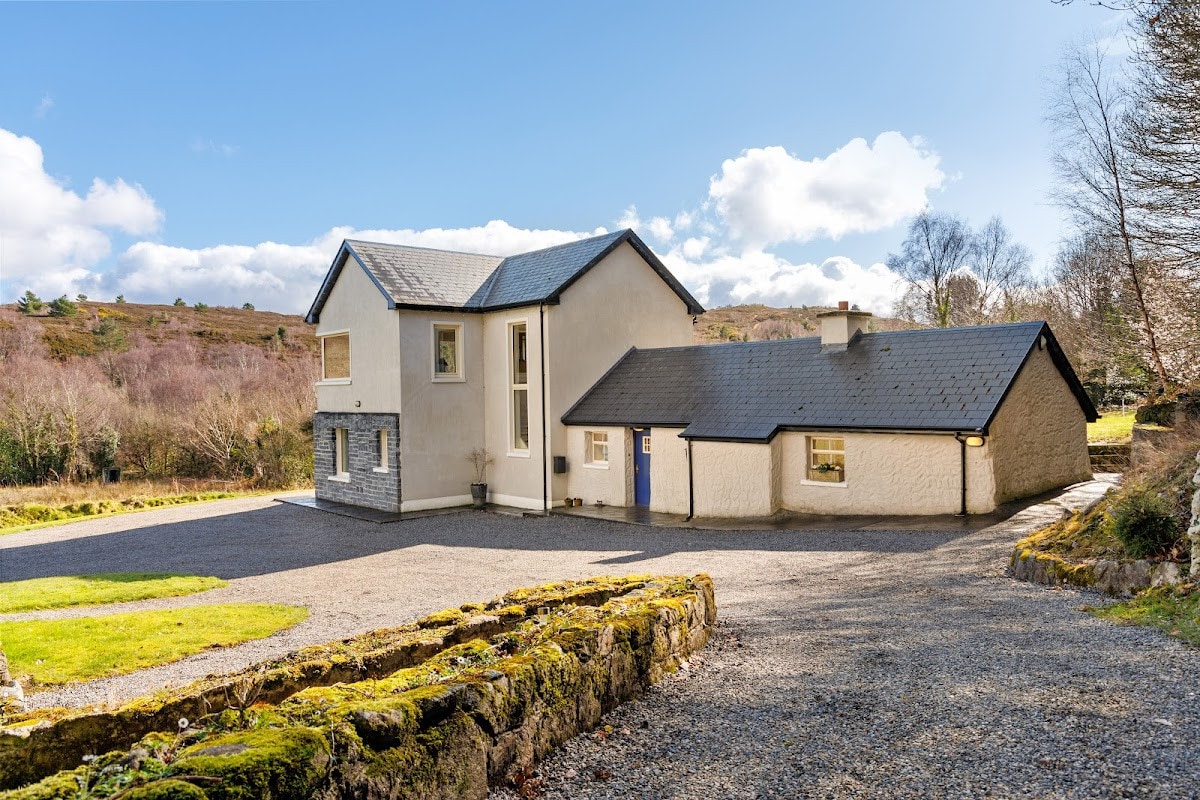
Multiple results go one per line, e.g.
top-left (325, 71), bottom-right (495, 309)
top-left (1088, 584), bottom-right (1200, 645)
top-left (0, 574), bottom-right (229, 614)
top-left (0, 604), bottom-right (308, 686)
top-left (1088, 409), bottom-right (1137, 443)
top-left (0, 489), bottom-right (269, 537)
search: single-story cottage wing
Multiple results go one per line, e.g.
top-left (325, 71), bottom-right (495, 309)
top-left (560, 310), bottom-right (1097, 518)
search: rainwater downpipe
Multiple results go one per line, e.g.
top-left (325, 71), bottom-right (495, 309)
top-left (954, 433), bottom-right (968, 517)
top-left (685, 438), bottom-right (695, 521)
top-left (539, 304), bottom-right (548, 513)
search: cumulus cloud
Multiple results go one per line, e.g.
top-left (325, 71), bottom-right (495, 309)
top-left (103, 220), bottom-right (607, 312)
top-left (708, 132), bottom-right (944, 249)
top-left (0, 127), bottom-right (163, 296)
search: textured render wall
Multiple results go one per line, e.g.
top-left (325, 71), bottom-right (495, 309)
top-left (777, 431), bottom-right (995, 516)
top-left (691, 441), bottom-right (776, 517)
top-left (564, 426), bottom-right (628, 506)
top-left (313, 412), bottom-right (400, 511)
top-left (396, 310), bottom-right (486, 506)
top-left (314, 259), bottom-right (401, 414)
top-left (546, 242), bottom-right (696, 504)
top-left (989, 345), bottom-right (1093, 504)
top-left (482, 308), bottom-right (545, 509)
top-left (650, 428), bottom-right (691, 514)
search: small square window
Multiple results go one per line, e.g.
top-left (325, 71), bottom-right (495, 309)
top-left (433, 324), bottom-right (462, 380)
top-left (585, 431), bottom-right (609, 465)
top-left (321, 334), bottom-right (350, 381)
top-left (807, 436), bottom-right (845, 483)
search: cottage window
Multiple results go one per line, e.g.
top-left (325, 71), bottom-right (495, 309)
top-left (333, 427), bottom-right (350, 479)
top-left (321, 333), bottom-right (351, 382)
top-left (510, 323), bottom-right (529, 452)
top-left (375, 429), bottom-right (389, 472)
top-left (432, 323), bottom-right (463, 380)
top-left (807, 437), bottom-right (845, 483)
top-left (585, 431), bottom-right (609, 466)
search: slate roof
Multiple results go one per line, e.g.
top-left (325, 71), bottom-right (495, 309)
top-left (305, 229), bottom-right (703, 323)
top-left (562, 322), bottom-right (1098, 441)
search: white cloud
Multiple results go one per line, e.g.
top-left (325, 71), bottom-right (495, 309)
top-left (104, 220), bottom-right (607, 312)
top-left (191, 138), bottom-right (239, 157)
top-left (646, 216), bottom-right (674, 243)
top-left (34, 94), bottom-right (54, 119)
top-left (708, 132), bottom-right (945, 249)
top-left (0, 127), bottom-right (162, 297)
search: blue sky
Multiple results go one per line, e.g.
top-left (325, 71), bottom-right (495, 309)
top-left (0, 1), bottom-right (1121, 314)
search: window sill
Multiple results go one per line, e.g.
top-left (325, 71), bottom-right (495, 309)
top-left (800, 479), bottom-right (847, 488)
top-left (432, 375), bottom-right (465, 383)
top-left (327, 474), bottom-right (350, 483)
top-left (507, 450), bottom-right (531, 459)
top-left (372, 467), bottom-right (390, 474)
top-left (582, 462), bottom-right (609, 470)
top-left (316, 379), bottom-right (352, 386)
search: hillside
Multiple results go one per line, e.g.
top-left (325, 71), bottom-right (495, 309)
top-left (1, 301), bottom-right (317, 359)
top-left (694, 304), bottom-right (919, 344)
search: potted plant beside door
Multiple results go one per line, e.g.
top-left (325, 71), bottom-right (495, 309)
top-left (467, 448), bottom-right (494, 509)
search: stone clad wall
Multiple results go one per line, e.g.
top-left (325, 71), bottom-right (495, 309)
top-left (313, 412), bottom-right (400, 512)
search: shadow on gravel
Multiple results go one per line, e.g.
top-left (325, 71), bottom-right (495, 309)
top-left (0, 502), bottom-right (984, 581)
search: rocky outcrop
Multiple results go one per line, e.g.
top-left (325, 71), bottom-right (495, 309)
top-left (1, 575), bottom-right (716, 800)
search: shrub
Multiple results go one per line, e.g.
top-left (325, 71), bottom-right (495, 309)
top-left (47, 296), bottom-right (78, 317)
top-left (15, 290), bottom-right (43, 314)
top-left (1103, 489), bottom-right (1182, 559)
top-left (1136, 399), bottom-right (1176, 426)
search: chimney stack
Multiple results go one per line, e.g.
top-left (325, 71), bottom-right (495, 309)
top-left (818, 301), bottom-right (872, 351)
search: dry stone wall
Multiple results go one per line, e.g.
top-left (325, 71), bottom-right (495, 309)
top-left (1189, 450), bottom-right (1200, 577)
top-left (1, 575), bottom-right (715, 800)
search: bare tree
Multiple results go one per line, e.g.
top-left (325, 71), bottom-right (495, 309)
top-left (888, 211), bottom-right (973, 328)
top-left (1049, 43), bottom-right (1170, 391)
top-left (969, 217), bottom-right (1033, 324)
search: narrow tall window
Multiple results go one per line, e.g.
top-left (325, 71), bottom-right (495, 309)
top-left (510, 323), bottom-right (529, 451)
top-left (432, 324), bottom-right (462, 380)
top-left (377, 429), bottom-right (388, 471)
top-left (334, 427), bottom-right (350, 477)
top-left (321, 333), bottom-right (350, 381)
top-left (807, 437), bottom-right (845, 483)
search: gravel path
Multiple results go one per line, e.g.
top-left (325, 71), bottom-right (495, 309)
top-left (4, 482), bottom-right (1198, 796)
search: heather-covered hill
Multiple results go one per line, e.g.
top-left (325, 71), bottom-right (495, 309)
top-left (694, 304), bottom-right (920, 344)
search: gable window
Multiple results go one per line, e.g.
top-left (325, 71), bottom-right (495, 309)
top-left (585, 431), bottom-right (609, 466)
top-left (510, 323), bottom-right (529, 452)
top-left (375, 429), bottom-right (389, 472)
top-left (320, 333), bottom-right (351, 382)
top-left (432, 323), bottom-right (463, 381)
top-left (807, 437), bottom-right (845, 483)
top-left (332, 427), bottom-right (350, 480)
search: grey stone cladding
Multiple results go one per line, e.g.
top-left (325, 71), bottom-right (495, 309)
top-left (314, 412), bottom-right (401, 512)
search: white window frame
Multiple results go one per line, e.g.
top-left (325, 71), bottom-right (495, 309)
top-left (801, 435), bottom-right (847, 487)
top-left (507, 319), bottom-right (531, 457)
top-left (317, 330), bottom-right (352, 385)
top-left (373, 428), bottom-right (389, 473)
top-left (584, 431), bottom-right (609, 468)
top-left (431, 322), bottom-right (464, 382)
top-left (330, 427), bottom-right (350, 482)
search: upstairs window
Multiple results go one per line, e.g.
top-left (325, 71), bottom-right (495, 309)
top-left (807, 437), bottom-right (845, 483)
top-left (511, 323), bottom-right (529, 452)
top-left (321, 333), bottom-right (351, 382)
top-left (585, 431), bottom-right (609, 465)
top-left (432, 323), bottom-right (463, 380)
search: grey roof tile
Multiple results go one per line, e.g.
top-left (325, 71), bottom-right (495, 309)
top-left (562, 322), bottom-right (1097, 441)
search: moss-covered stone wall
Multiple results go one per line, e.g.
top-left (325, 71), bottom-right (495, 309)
top-left (1, 575), bottom-right (715, 799)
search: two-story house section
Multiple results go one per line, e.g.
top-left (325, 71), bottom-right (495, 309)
top-left (304, 229), bottom-right (704, 513)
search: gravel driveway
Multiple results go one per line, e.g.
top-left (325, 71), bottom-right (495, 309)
top-left (3, 481), bottom-right (1198, 797)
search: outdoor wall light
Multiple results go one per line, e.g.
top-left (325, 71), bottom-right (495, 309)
top-left (964, 436), bottom-right (984, 447)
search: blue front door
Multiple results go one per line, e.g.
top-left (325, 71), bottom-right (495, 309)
top-left (633, 429), bottom-right (651, 506)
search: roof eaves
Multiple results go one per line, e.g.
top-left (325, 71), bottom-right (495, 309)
top-left (306, 241), bottom-right (397, 324)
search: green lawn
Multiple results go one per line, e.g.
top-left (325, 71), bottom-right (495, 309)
top-left (1089, 586), bottom-right (1200, 645)
top-left (0, 491), bottom-right (252, 537)
top-left (1088, 410), bottom-right (1137, 443)
top-left (0, 604), bottom-right (308, 685)
top-left (0, 573), bottom-right (228, 614)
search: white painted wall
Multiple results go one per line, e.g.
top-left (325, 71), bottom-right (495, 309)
top-left (396, 310), bottom-right (485, 504)
top-left (546, 242), bottom-right (695, 505)
top-left (691, 440), bottom-right (776, 517)
top-left (314, 259), bottom-right (401, 414)
top-left (482, 309), bottom-right (545, 509)
top-left (650, 428), bottom-right (690, 514)
top-left (989, 344), bottom-right (1093, 503)
top-left (563, 426), bottom-right (628, 506)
